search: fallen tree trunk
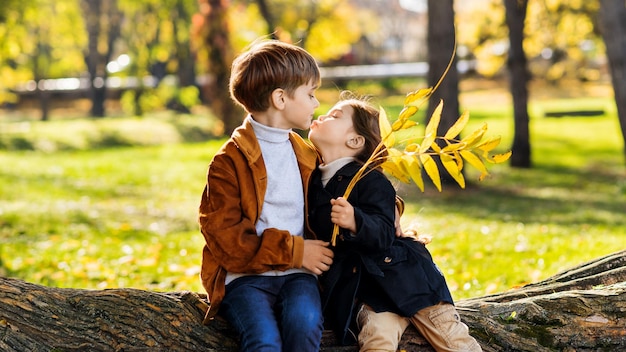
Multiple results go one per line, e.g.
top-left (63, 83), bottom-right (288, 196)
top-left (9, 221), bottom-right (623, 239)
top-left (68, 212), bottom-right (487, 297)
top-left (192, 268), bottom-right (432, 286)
top-left (0, 250), bottom-right (624, 351)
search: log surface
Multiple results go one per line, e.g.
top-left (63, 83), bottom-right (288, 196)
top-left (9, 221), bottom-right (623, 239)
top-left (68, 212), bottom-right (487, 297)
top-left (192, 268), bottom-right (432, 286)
top-left (0, 250), bottom-right (624, 351)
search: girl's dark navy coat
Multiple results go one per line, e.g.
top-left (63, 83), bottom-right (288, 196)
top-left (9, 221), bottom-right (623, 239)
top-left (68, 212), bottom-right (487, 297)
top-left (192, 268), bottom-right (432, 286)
top-left (308, 161), bottom-right (454, 345)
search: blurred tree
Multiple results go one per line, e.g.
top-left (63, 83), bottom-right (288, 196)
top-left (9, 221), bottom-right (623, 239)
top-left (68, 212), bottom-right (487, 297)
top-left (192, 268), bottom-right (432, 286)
top-left (0, 0), bottom-right (86, 120)
top-left (426, 0), bottom-right (461, 185)
top-left (193, 0), bottom-right (239, 134)
top-left (81, 0), bottom-right (122, 118)
top-left (233, 0), bottom-right (375, 63)
top-left (525, 0), bottom-right (599, 82)
top-left (505, 0), bottom-right (531, 168)
top-left (458, 0), bottom-right (601, 80)
top-left (0, 1), bottom-right (32, 107)
top-left (0, 0), bottom-right (19, 22)
top-left (117, 0), bottom-right (198, 116)
top-left (598, 0), bottom-right (626, 164)
top-left (253, 0), bottom-right (278, 40)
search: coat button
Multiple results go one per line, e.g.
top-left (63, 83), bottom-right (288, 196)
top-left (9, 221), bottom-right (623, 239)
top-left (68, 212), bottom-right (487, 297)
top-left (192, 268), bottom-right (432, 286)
top-left (383, 257), bottom-right (392, 263)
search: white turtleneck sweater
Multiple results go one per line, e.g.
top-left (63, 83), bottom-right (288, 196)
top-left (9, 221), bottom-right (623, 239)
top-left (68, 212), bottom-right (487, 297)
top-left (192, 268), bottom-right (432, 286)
top-left (225, 116), bottom-right (312, 285)
top-left (318, 157), bottom-right (357, 187)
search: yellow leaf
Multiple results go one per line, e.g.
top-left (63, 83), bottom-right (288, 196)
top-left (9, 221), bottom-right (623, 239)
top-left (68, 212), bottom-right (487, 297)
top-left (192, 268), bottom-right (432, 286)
top-left (460, 123), bottom-right (488, 148)
top-left (444, 110), bottom-right (469, 139)
top-left (382, 149), bottom-right (410, 183)
top-left (398, 106), bottom-right (419, 123)
top-left (454, 151), bottom-right (465, 170)
top-left (404, 143), bottom-right (419, 154)
top-left (404, 87), bottom-right (433, 107)
top-left (420, 154), bottom-right (441, 191)
top-left (401, 154), bottom-right (425, 191)
top-left (420, 100), bottom-right (443, 153)
top-left (460, 150), bottom-right (489, 179)
top-left (378, 107), bottom-right (395, 148)
top-left (441, 153), bottom-right (465, 189)
top-left (382, 159), bottom-right (411, 184)
top-left (392, 118), bottom-right (417, 131)
top-left (476, 136), bottom-right (502, 154)
top-left (453, 151), bottom-right (464, 170)
top-left (488, 151), bottom-right (512, 164)
top-left (442, 141), bottom-right (466, 153)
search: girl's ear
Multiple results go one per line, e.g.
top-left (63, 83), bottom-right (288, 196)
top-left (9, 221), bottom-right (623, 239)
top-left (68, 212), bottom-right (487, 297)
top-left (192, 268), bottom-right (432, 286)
top-left (346, 135), bottom-right (365, 150)
top-left (270, 88), bottom-right (286, 110)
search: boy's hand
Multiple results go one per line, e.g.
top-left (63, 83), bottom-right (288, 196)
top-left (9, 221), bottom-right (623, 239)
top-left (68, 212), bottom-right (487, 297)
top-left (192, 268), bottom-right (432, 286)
top-left (302, 240), bottom-right (334, 275)
top-left (330, 197), bottom-right (357, 233)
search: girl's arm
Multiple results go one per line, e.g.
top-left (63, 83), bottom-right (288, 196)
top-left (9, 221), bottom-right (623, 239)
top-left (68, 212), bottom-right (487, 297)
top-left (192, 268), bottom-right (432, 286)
top-left (333, 171), bottom-right (397, 251)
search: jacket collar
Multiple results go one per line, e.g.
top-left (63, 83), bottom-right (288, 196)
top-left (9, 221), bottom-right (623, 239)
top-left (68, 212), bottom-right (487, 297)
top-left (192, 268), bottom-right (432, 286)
top-left (231, 115), bottom-right (318, 170)
top-left (231, 116), bottom-right (262, 163)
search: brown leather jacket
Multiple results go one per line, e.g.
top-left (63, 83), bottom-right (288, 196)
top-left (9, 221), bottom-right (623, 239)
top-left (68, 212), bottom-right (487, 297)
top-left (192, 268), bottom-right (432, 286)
top-left (198, 118), bottom-right (319, 323)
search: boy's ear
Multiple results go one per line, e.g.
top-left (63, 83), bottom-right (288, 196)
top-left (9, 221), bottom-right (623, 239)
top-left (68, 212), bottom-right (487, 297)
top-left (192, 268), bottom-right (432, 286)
top-left (270, 88), bottom-right (286, 110)
top-left (346, 135), bottom-right (365, 150)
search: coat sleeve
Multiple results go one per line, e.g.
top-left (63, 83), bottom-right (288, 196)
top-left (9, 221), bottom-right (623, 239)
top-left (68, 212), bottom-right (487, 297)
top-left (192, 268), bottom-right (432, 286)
top-left (342, 171), bottom-right (396, 252)
top-left (198, 148), bottom-right (303, 274)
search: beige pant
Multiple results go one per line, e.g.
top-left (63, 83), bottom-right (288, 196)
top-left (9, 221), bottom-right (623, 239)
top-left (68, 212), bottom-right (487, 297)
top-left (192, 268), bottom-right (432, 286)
top-left (356, 302), bottom-right (482, 352)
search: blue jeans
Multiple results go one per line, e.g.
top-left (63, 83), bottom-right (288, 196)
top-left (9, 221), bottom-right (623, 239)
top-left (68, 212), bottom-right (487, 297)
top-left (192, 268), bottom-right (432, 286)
top-left (220, 273), bottom-right (323, 352)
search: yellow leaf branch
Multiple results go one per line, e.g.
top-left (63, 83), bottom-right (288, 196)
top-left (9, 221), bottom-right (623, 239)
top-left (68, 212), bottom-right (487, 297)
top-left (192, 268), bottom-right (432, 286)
top-left (329, 50), bottom-right (511, 246)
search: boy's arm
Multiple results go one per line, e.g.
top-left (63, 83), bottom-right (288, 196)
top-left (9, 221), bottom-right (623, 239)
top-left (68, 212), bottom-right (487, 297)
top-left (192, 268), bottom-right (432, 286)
top-left (199, 153), bottom-right (302, 273)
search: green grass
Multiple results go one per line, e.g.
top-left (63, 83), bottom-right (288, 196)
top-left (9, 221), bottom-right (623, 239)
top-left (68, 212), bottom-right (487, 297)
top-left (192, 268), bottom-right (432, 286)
top-left (0, 86), bottom-right (624, 301)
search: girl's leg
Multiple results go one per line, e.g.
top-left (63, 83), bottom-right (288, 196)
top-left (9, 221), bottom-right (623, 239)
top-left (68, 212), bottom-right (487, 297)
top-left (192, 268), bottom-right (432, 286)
top-left (277, 273), bottom-right (324, 352)
top-left (356, 303), bottom-right (410, 352)
top-left (220, 276), bottom-right (282, 352)
top-left (409, 302), bottom-right (482, 352)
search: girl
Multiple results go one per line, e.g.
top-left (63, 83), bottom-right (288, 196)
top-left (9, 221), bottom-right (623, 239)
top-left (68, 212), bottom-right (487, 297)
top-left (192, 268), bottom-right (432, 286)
top-left (307, 93), bottom-right (482, 351)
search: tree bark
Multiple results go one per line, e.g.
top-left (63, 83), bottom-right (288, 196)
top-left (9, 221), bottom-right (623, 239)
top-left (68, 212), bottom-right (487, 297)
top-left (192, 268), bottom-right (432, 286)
top-left (426, 0), bottom-right (462, 187)
top-left (598, 0), bottom-right (626, 165)
top-left (81, 0), bottom-right (122, 118)
top-left (0, 250), bottom-right (624, 351)
top-left (504, 0), bottom-right (532, 168)
top-left (197, 0), bottom-right (241, 135)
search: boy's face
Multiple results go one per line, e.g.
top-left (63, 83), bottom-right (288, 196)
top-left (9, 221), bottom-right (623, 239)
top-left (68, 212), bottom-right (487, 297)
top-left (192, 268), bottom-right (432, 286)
top-left (282, 81), bottom-right (320, 130)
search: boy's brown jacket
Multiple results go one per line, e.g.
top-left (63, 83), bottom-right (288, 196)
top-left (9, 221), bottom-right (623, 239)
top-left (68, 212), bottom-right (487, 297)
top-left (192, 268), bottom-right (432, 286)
top-left (198, 118), bottom-right (319, 324)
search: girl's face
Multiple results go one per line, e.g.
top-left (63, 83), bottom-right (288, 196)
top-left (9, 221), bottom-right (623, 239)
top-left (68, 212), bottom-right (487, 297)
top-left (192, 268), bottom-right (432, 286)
top-left (309, 102), bottom-right (359, 156)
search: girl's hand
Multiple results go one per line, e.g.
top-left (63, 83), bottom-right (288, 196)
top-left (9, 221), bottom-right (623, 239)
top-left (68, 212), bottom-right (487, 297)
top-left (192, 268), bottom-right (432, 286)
top-left (330, 197), bottom-right (357, 233)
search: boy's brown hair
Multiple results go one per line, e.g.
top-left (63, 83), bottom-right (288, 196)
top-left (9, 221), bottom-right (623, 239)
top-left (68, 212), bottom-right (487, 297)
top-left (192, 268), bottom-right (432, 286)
top-left (229, 40), bottom-right (321, 113)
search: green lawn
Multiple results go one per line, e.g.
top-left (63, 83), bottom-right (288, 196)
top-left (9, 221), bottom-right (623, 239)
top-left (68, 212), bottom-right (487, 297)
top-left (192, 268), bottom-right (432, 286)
top-left (1, 85), bottom-right (624, 300)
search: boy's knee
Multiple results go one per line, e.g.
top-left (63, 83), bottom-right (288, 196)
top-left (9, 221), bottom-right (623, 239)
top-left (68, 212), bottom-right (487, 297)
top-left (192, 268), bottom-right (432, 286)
top-left (284, 306), bottom-right (323, 332)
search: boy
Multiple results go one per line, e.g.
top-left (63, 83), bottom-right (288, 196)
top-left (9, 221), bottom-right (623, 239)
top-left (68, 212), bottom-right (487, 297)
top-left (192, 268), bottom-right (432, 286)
top-left (198, 40), bottom-right (334, 351)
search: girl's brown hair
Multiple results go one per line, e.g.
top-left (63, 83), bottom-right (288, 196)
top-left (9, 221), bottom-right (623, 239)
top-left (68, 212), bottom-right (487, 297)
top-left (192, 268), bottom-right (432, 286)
top-left (339, 91), bottom-right (388, 167)
top-left (229, 40), bottom-right (321, 113)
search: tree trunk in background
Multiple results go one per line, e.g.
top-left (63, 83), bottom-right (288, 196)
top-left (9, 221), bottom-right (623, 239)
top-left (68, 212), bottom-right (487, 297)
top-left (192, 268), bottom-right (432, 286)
top-left (426, 0), bottom-right (460, 134)
top-left (426, 0), bottom-right (460, 186)
top-left (505, 0), bottom-right (532, 168)
top-left (33, 24), bottom-right (51, 121)
top-left (598, 0), bottom-right (626, 165)
top-left (0, 251), bottom-right (624, 351)
top-left (81, 0), bottom-right (121, 118)
top-left (173, 1), bottom-right (196, 89)
top-left (255, 0), bottom-right (277, 38)
top-left (198, 0), bottom-right (240, 135)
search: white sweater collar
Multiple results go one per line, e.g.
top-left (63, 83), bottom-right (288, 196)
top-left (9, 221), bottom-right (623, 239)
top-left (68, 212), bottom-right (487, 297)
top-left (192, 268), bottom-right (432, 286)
top-left (318, 157), bottom-right (357, 187)
top-left (248, 115), bottom-right (290, 143)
